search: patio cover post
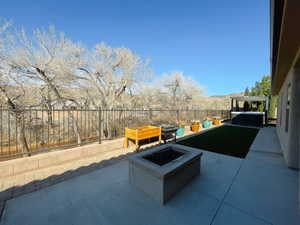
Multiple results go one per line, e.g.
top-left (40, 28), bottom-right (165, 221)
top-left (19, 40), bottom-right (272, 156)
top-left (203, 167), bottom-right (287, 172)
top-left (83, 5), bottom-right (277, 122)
top-left (265, 96), bottom-right (269, 123)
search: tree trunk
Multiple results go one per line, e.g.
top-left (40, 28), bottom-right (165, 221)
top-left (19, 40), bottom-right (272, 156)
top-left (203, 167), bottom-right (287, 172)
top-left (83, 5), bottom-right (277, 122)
top-left (105, 117), bottom-right (113, 139)
top-left (18, 115), bottom-right (30, 156)
top-left (47, 109), bottom-right (53, 126)
top-left (36, 68), bottom-right (82, 145)
top-left (68, 111), bottom-right (82, 145)
top-left (0, 86), bottom-right (31, 156)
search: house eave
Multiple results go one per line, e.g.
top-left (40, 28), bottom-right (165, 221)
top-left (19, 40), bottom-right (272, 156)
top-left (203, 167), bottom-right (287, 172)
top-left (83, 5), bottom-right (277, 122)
top-left (271, 0), bottom-right (300, 95)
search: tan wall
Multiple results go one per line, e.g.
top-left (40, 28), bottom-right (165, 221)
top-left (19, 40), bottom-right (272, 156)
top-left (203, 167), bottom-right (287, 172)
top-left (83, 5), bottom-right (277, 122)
top-left (276, 66), bottom-right (300, 169)
top-left (0, 126), bottom-right (199, 202)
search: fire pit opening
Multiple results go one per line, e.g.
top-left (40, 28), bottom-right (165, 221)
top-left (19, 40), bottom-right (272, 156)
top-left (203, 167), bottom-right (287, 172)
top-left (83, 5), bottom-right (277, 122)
top-left (143, 148), bottom-right (184, 166)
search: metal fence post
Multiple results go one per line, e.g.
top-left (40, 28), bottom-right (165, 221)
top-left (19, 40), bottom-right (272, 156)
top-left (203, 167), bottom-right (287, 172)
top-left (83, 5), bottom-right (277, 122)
top-left (98, 108), bottom-right (101, 144)
top-left (149, 108), bottom-right (152, 121)
top-left (0, 105), bottom-right (2, 155)
top-left (176, 110), bottom-right (180, 121)
top-left (0, 107), bottom-right (231, 160)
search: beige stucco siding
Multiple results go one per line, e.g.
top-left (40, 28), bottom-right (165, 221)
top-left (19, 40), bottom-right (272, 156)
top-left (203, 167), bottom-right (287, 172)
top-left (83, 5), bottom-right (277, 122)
top-left (276, 66), bottom-right (300, 169)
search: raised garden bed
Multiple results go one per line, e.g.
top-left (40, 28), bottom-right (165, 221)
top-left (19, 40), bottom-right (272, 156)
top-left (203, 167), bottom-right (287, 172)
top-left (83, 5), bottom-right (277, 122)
top-left (190, 121), bottom-right (201, 132)
top-left (124, 126), bottom-right (161, 149)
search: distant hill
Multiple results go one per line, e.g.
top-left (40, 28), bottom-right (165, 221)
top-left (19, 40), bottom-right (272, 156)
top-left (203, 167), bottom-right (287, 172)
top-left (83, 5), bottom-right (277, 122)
top-left (210, 92), bottom-right (243, 98)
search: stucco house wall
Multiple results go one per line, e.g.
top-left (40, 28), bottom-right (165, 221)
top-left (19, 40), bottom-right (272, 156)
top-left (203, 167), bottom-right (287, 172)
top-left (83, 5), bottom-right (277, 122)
top-left (276, 65), bottom-right (300, 169)
top-left (276, 71), bottom-right (290, 153)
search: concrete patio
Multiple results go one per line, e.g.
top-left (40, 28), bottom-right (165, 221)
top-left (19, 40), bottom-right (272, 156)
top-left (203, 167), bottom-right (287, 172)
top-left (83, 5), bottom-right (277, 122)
top-left (0, 127), bottom-right (299, 225)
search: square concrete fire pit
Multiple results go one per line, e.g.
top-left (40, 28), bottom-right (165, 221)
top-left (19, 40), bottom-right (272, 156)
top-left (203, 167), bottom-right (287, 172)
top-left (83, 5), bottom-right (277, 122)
top-left (127, 144), bottom-right (203, 204)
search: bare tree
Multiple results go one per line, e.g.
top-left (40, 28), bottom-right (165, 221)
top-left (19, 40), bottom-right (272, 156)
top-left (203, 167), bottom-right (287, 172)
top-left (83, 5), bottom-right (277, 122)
top-left (0, 62), bottom-right (33, 154)
top-left (76, 43), bottom-right (151, 108)
top-left (1, 26), bottom-right (84, 144)
top-left (162, 71), bottom-right (204, 109)
top-left (0, 18), bottom-right (233, 158)
top-left (134, 84), bottom-right (167, 108)
top-left (0, 19), bottom-right (11, 51)
top-left (75, 43), bottom-right (151, 138)
top-left (0, 19), bottom-right (30, 154)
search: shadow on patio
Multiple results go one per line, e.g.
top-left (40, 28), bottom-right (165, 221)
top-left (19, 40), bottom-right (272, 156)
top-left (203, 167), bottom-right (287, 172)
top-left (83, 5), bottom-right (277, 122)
top-left (0, 127), bottom-right (299, 225)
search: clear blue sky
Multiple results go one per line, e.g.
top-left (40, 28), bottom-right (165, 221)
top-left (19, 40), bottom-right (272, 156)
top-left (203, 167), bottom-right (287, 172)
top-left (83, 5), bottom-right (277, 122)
top-left (1, 0), bottom-right (270, 96)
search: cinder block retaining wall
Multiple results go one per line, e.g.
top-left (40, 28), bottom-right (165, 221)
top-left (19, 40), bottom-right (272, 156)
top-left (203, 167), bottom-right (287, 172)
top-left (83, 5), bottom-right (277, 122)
top-left (0, 126), bottom-right (198, 203)
top-left (0, 138), bottom-right (135, 202)
top-left (0, 139), bottom-right (124, 179)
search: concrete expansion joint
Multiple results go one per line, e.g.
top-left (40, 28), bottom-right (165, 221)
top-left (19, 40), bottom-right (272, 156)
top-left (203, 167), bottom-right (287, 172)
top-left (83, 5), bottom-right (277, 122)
top-left (209, 160), bottom-right (244, 225)
top-left (0, 200), bottom-right (6, 222)
top-left (223, 202), bottom-right (274, 225)
top-left (209, 157), bottom-right (275, 225)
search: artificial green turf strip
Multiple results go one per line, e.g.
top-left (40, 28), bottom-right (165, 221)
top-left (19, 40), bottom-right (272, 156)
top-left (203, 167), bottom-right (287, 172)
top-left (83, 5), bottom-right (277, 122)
top-left (177, 125), bottom-right (259, 158)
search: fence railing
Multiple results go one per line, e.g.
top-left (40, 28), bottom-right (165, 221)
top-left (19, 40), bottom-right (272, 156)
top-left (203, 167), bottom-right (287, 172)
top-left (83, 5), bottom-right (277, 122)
top-left (0, 107), bottom-right (230, 160)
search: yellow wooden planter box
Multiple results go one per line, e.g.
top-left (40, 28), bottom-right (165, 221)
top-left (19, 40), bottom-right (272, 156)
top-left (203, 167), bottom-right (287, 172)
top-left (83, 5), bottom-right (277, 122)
top-left (213, 119), bottom-right (221, 125)
top-left (124, 126), bottom-right (161, 149)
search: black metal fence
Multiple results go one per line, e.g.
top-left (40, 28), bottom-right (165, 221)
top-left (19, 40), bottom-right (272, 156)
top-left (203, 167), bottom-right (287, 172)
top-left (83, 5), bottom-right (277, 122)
top-left (0, 107), bottom-right (230, 160)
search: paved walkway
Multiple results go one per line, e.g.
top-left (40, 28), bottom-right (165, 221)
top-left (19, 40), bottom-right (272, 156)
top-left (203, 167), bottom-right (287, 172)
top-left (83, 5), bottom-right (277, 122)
top-left (1, 127), bottom-right (299, 225)
top-left (250, 126), bottom-right (282, 154)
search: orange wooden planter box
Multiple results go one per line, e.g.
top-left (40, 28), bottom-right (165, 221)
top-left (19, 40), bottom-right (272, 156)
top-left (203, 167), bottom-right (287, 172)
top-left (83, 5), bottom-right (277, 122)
top-left (191, 124), bottom-right (200, 132)
top-left (124, 126), bottom-right (161, 149)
